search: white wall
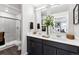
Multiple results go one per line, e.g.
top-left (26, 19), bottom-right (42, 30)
top-left (16, 14), bottom-right (21, 41)
top-left (16, 14), bottom-right (22, 20)
top-left (0, 11), bottom-right (17, 18)
top-left (16, 14), bottom-right (22, 50)
top-left (67, 5), bottom-right (75, 35)
top-left (35, 10), bottom-right (42, 33)
top-left (21, 4), bottom-right (36, 54)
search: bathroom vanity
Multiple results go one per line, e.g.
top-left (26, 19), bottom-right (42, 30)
top-left (27, 34), bottom-right (79, 55)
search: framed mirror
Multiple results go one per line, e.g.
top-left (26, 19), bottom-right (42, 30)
top-left (35, 4), bottom-right (74, 36)
top-left (54, 17), bottom-right (67, 33)
top-left (41, 10), bottom-right (68, 34)
top-left (73, 4), bottom-right (79, 25)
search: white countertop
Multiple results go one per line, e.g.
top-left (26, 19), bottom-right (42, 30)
top-left (27, 33), bottom-right (79, 47)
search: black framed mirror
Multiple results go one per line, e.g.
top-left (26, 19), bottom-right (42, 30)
top-left (73, 4), bottom-right (79, 25)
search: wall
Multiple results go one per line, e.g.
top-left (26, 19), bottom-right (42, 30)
top-left (74, 24), bottom-right (79, 38)
top-left (16, 14), bottom-right (22, 50)
top-left (67, 5), bottom-right (75, 35)
top-left (16, 14), bottom-right (21, 41)
top-left (35, 10), bottom-right (42, 33)
top-left (22, 4), bottom-right (36, 54)
top-left (0, 11), bottom-right (17, 18)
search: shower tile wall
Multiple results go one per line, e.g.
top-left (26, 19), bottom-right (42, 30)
top-left (4, 18), bottom-right (16, 43)
top-left (0, 17), bottom-right (16, 43)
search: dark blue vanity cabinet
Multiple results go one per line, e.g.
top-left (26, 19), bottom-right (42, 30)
top-left (43, 44), bottom-right (57, 55)
top-left (27, 36), bottom-right (79, 55)
top-left (56, 48), bottom-right (75, 55)
top-left (43, 39), bottom-right (79, 55)
top-left (27, 36), bottom-right (43, 55)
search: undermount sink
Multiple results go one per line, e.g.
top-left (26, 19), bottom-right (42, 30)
top-left (50, 33), bottom-right (66, 39)
top-left (42, 35), bottom-right (50, 38)
top-left (56, 34), bottom-right (61, 37)
top-left (34, 33), bottom-right (66, 40)
top-left (41, 34), bottom-right (62, 39)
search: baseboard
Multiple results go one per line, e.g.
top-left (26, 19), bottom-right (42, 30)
top-left (0, 40), bottom-right (21, 51)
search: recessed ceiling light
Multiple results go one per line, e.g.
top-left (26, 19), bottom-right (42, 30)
top-left (5, 9), bottom-right (8, 12)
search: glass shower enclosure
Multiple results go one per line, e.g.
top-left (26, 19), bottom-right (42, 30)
top-left (0, 16), bottom-right (21, 47)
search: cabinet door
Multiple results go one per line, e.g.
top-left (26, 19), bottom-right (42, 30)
top-left (30, 41), bottom-right (43, 55)
top-left (43, 44), bottom-right (56, 55)
top-left (27, 37), bottom-right (32, 54)
top-left (57, 48), bottom-right (77, 55)
top-left (57, 49), bottom-right (69, 55)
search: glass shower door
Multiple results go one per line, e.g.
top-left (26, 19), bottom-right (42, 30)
top-left (3, 18), bottom-right (16, 43)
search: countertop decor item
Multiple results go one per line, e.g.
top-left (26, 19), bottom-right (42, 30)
top-left (33, 31), bottom-right (37, 34)
top-left (66, 34), bottom-right (75, 40)
top-left (43, 15), bottom-right (54, 36)
top-left (42, 26), bottom-right (46, 32)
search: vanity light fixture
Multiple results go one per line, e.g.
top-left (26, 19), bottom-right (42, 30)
top-left (5, 7), bottom-right (9, 12)
top-left (37, 23), bottom-right (40, 29)
top-left (30, 22), bottom-right (33, 29)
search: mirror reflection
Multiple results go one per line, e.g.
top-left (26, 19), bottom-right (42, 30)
top-left (41, 5), bottom-right (69, 34)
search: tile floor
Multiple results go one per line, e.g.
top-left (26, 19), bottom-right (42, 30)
top-left (0, 46), bottom-right (21, 55)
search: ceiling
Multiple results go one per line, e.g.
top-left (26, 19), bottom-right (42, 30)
top-left (33, 4), bottom-right (48, 8)
top-left (0, 4), bottom-right (22, 15)
top-left (41, 4), bottom-right (70, 16)
top-left (49, 4), bottom-right (70, 14)
top-left (9, 4), bottom-right (22, 10)
top-left (0, 4), bottom-right (71, 16)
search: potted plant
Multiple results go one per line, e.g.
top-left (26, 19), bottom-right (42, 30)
top-left (44, 15), bottom-right (54, 36)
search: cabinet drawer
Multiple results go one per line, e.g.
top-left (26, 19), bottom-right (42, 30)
top-left (43, 40), bottom-right (79, 53)
top-left (57, 48), bottom-right (77, 55)
top-left (27, 36), bottom-right (42, 43)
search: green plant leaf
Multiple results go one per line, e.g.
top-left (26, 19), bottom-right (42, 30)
top-left (43, 15), bottom-right (54, 27)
